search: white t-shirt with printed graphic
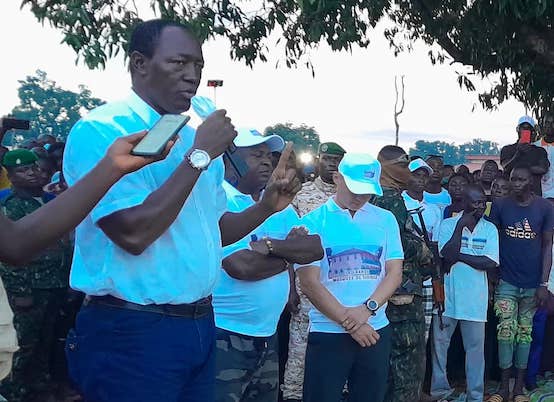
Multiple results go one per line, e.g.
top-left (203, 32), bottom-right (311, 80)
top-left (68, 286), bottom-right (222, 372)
top-left (438, 214), bottom-right (499, 322)
top-left (298, 198), bottom-right (404, 333)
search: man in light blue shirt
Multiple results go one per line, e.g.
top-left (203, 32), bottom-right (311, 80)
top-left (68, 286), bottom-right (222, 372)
top-left (431, 185), bottom-right (499, 402)
top-left (63, 20), bottom-right (301, 402)
top-left (213, 128), bottom-right (323, 402)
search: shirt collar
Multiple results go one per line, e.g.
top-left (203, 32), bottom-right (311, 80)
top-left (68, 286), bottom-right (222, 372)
top-left (222, 180), bottom-right (260, 203)
top-left (452, 211), bottom-right (487, 233)
top-left (127, 90), bottom-right (161, 127)
top-left (314, 176), bottom-right (336, 194)
top-left (326, 196), bottom-right (371, 214)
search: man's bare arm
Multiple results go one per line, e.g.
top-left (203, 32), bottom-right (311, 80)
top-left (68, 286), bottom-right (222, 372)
top-left (0, 133), bottom-right (172, 265)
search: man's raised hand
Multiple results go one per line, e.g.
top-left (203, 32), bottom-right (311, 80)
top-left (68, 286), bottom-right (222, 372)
top-left (261, 142), bottom-right (302, 213)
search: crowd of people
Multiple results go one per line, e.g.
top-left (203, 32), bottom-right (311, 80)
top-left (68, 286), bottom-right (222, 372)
top-left (1, 17), bottom-right (554, 402)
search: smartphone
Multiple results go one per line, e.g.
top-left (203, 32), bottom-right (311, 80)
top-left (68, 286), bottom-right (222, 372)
top-left (131, 114), bottom-right (190, 156)
top-left (1, 118), bottom-right (30, 131)
top-left (519, 129), bottom-right (532, 144)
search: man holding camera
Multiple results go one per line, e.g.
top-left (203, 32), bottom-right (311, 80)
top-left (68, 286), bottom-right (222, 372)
top-left (500, 116), bottom-right (549, 196)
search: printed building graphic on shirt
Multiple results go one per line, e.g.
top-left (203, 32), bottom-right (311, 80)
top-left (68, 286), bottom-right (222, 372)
top-left (506, 218), bottom-right (536, 240)
top-left (325, 246), bottom-right (383, 282)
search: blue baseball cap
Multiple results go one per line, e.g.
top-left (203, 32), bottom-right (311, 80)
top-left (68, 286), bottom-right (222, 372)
top-left (338, 153), bottom-right (383, 196)
top-left (234, 127), bottom-right (285, 152)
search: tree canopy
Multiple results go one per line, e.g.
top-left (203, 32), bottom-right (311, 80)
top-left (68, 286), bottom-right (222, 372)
top-left (409, 138), bottom-right (500, 165)
top-left (8, 70), bottom-right (104, 145)
top-left (21, 0), bottom-right (554, 116)
top-left (264, 123), bottom-right (320, 154)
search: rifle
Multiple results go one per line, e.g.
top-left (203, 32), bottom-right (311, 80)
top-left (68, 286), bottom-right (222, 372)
top-left (409, 207), bottom-right (446, 330)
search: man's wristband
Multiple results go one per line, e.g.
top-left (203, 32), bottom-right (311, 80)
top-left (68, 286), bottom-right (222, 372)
top-left (539, 282), bottom-right (549, 288)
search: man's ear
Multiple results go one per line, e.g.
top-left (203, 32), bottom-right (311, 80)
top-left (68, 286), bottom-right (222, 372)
top-left (129, 51), bottom-right (149, 77)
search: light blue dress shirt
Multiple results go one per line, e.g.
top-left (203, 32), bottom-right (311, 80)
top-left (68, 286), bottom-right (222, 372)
top-left (63, 91), bottom-right (227, 305)
top-left (213, 181), bottom-right (300, 337)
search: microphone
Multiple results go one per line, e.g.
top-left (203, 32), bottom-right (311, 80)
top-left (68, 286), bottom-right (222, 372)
top-left (191, 96), bottom-right (248, 177)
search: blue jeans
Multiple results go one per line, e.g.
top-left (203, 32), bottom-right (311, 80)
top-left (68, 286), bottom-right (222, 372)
top-left (65, 303), bottom-right (216, 402)
top-left (303, 326), bottom-right (392, 402)
top-left (431, 316), bottom-right (485, 402)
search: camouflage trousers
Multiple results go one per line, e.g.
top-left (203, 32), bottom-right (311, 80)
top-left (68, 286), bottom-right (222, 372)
top-left (215, 328), bottom-right (279, 402)
top-left (384, 300), bottom-right (426, 402)
top-left (282, 276), bottom-right (312, 400)
top-left (0, 287), bottom-right (67, 402)
top-left (494, 279), bottom-right (537, 369)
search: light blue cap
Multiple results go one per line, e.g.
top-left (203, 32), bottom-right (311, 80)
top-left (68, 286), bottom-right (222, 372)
top-left (338, 153), bottom-right (383, 196)
top-left (235, 127), bottom-right (285, 153)
top-left (518, 115), bottom-right (535, 127)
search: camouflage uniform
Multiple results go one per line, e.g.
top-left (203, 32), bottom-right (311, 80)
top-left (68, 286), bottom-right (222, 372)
top-left (282, 177), bottom-right (336, 401)
top-left (0, 194), bottom-right (71, 402)
top-left (372, 188), bottom-right (434, 402)
top-left (215, 328), bottom-right (279, 402)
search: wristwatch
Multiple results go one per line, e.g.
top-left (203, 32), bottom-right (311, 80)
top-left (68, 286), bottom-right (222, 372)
top-left (186, 149), bottom-right (211, 171)
top-left (364, 299), bottom-right (379, 316)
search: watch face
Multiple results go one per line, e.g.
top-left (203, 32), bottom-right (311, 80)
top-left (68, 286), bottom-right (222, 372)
top-left (367, 300), bottom-right (379, 311)
top-left (191, 150), bottom-right (210, 168)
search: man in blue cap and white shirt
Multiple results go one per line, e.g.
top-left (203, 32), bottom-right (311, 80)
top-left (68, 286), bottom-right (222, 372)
top-left (296, 153), bottom-right (404, 402)
top-left (213, 128), bottom-right (324, 402)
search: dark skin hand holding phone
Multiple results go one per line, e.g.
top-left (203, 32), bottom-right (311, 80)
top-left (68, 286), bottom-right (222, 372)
top-left (0, 131), bottom-right (174, 265)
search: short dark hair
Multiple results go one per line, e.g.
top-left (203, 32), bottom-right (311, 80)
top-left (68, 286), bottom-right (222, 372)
top-left (128, 19), bottom-right (193, 58)
top-left (426, 154), bottom-right (443, 162)
top-left (482, 159), bottom-right (498, 169)
top-left (378, 145), bottom-right (406, 161)
top-left (448, 173), bottom-right (470, 186)
top-left (47, 142), bottom-right (65, 156)
top-left (444, 164), bottom-right (454, 169)
top-left (511, 164), bottom-right (532, 176)
top-left (465, 183), bottom-right (485, 196)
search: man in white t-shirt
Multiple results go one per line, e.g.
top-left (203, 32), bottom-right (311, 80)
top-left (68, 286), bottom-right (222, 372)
top-left (213, 128), bottom-right (324, 402)
top-left (425, 155), bottom-right (452, 211)
top-left (296, 153), bottom-right (404, 402)
top-left (402, 158), bottom-right (442, 341)
top-left (431, 185), bottom-right (499, 402)
top-left (535, 111), bottom-right (554, 199)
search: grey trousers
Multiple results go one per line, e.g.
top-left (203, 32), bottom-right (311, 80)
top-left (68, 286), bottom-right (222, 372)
top-left (431, 316), bottom-right (485, 402)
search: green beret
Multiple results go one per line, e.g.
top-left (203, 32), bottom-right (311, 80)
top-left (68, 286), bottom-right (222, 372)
top-left (3, 149), bottom-right (38, 168)
top-left (318, 142), bottom-right (346, 156)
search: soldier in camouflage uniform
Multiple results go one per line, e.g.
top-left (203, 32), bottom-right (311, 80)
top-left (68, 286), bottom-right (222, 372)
top-left (372, 146), bottom-right (434, 402)
top-left (0, 150), bottom-right (71, 402)
top-left (283, 142), bottom-right (345, 402)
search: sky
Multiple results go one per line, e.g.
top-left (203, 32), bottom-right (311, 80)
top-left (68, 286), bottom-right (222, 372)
top-left (0, 1), bottom-right (531, 155)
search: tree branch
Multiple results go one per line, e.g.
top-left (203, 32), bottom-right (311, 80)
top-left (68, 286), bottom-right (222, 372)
top-left (412, 0), bottom-right (465, 63)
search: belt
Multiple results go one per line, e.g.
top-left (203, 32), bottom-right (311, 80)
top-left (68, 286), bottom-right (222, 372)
top-left (84, 295), bottom-right (212, 319)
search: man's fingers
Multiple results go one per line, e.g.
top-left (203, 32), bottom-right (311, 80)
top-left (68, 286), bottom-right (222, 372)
top-left (275, 142), bottom-right (294, 174)
top-left (121, 130), bottom-right (148, 145)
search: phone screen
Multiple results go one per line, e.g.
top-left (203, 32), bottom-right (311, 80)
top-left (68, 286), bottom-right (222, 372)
top-left (519, 129), bottom-right (532, 144)
top-left (132, 114), bottom-right (190, 156)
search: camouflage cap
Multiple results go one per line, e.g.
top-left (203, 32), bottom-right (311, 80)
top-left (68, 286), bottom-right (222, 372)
top-left (318, 142), bottom-right (346, 156)
top-left (2, 149), bottom-right (38, 168)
